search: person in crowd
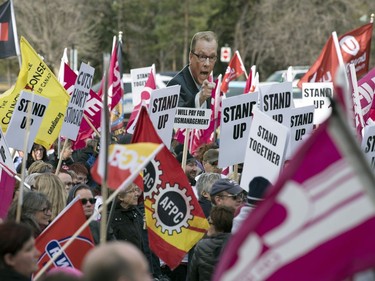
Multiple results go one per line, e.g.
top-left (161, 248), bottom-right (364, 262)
top-left (34, 173), bottom-right (68, 221)
top-left (0, 222), bottom-right (40, 281)
top-left (7, 192), bottom-right (52, 237)
top-left (67, 184), bottom-right (114, 245)
top-left (201, 149), bottom-right (222, 174)
top-left (13, 150), bottom-right (24, 172)
top-left (167, 31), bottom-right (218, 109)
top-left (68, 163), bottom-right (89, 185)
top-left (109, 184), bottom-right (144, 250)
top-left (24, 173), bottom-right (41, 191)
top-left (188, 205), bottom-right (234, 281)
top-left (193, 142), bottom-right (219, 173)
top-left (17, 143), bottom-right (48, 173)
top-left (195, 173), bottom-right (221, 218)
top-left (82, 241), bottom-right (152, 281)
top-left (48, 139), bottom-right (74, 171)
top-left (57, 169), bottom-right (75, 193)
top-left (72, 137), bottom-right (99, 187)
top-left (176, 151), bottom-right (198, 188)
top-left (232, 176), bottom-right (272, 233)
top-left (43, 267), bottom-right (83, 281)
top-left (66, 169), bottom-right (78, 185)
top-left (210, 178), bottom-right (245, 213)
top-left (27, 161), bottom-right (54, 174)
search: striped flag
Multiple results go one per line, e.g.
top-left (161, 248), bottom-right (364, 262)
top-left (214, 101), bottom-right (375, 281)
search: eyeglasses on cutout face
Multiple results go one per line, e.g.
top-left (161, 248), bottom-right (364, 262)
top-left (191, 51), bottom-right (217, 63)
top-left (81, 198), bottom-right (96, 205)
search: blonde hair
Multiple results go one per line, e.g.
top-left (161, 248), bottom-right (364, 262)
top-left (34, 173), bottom-right (67, 221)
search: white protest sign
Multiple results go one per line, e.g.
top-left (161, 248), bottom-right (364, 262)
top-left (61, 62), bottom-right (95, 140)
top-left (259, 82), bottom-right (293, 125)
top-left (299, 82), bottom-right (333, 125)
top-left (0, 127), bottom-right (16, 173)
top-left (285, 105), bottom-right (315, 160)
top-left (174, 108), bottom-right (211, 130)
top-left (130, 65), bottom-right (155, 106)
top-left (361, 124), bottom-right (375, 170)
top-left (5, 91), bottom-right (50, 152)
top-left (240, 108), bottom-right (289, 191)
top-left (218, 93), bottom-right (258, 168)
top-left (149, 85), bottom-right (180, 149)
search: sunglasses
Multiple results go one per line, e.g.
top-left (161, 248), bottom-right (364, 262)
top-left (220, 193), bottom-right (245, 201)
top-left (81, 198), bottom-right (96, 205)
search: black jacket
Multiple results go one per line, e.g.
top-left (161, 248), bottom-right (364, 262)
top-left (188, 233), bottom-right (230, 281)
top-left (167, 65), bottom-right (210, 108)
top-left (109, 202), bottom-right (144, 251)
top-left (0, 267), bottom-right (31, 281)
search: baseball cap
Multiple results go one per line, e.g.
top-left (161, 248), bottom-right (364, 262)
top-left (176, 151), bottom-right (196, 164)
top-left (210, 178), bottom-right (244, 196)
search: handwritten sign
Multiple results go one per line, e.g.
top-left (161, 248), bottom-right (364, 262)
top-left (61, 62), bottom-right (95, 140)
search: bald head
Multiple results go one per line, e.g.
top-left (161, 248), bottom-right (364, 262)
top-left (82, 241), bottom-right (151, 281)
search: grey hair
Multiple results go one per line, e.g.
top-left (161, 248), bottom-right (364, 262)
top-left (190, 31), bottom-right (218, 53)
top-left (196, 173), bottom-right (221, 200)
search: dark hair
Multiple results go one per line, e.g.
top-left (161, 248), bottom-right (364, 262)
top-left (0, 222), bottom-right (33, 269)
top-left (209, 205), bottom-right (234, 233)
top-left (67, 183), bottom-right (93, 205)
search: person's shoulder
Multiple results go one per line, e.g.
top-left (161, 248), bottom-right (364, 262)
top-left (167, 66), bottom-right (190, 86)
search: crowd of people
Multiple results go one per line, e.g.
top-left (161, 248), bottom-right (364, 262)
top-left (0, 30), bottom-right (274, 281)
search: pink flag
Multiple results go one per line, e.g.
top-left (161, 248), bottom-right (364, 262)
top-left (0, 167), bottom-right (15, 219)
top-left (214, 105), bottom-right (375, 281)
top-left (63, 63), bottom-right (102, 149)
top-left (126, 68), bottom-right (156, 132)
top-left (221, 51), bottom-right (246, 93)
top-left (107, 39), bottom-right (124, 110)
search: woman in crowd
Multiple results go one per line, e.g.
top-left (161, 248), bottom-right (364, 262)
top-left (16, 143), bottom-right (48, 174)
top-left (7, 192), bottom-right (52, 237)
top-left (48, 139), bottom-right (74, 171)
top-left (34, 173), bottom-right (68, 221)
top-left (67, 184), bottom-right (114, 245)
top-left (0, 222), bottom-right (40, 281)
top-left (188, 205), bottom-right (234, 281)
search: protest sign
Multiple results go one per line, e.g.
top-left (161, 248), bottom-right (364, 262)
top-left (300, 82), bottom-right (333, 124)
top-left (219, 93), bottom-right (258, 168)
top-left (260, 82), bottom-right (293, 125)
top-left (149, 85), bottom-right (180, 149)
top-left (0, 127), bottom-right (15, 173)
top-left (5, 90), bottom-right (49, 152)
top-left (361, 124), bottom-right (375, 170)
top-left (240, 108), bottom-right (289, 190)
top-left (285, 105), bottom-right (315, 160)
top-left (61, 62), bottom-right (95, 140)
top-left (174, 108), bottom-right (211, 130)
top-left (130, 65), bottom-right (155, 106)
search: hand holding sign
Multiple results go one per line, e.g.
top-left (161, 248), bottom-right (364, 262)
top-left (199, 79), bottom-right (215, 106)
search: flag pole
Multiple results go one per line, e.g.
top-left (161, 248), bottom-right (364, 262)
top-left (54, 139), bottom-right (69, 175)
top-left (32, 143), bottom-right (164, 281)
top-left (16, 93), bottom-right (34, 222)
top-left (10, 0), bottom-right (21, 68)
top-left (99, 54), bottom-right (110, 244)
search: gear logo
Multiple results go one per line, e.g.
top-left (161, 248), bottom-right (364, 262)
top-left (143, 159), bottom-right (162, 198)
top-left (152, 184), bottom-right (194, 235)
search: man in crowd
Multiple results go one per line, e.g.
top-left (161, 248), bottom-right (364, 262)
top-left (168, 31), bottom-right (218, 108)
top-left (210, 178), bottom-right (246, 213)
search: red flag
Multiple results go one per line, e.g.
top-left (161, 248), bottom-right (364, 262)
top-left (221, 51), bottom-right (246, 93)
top-left (358, 67), bottom-right (375, 123)
top-left (0, 0), bottom-right (18, 59)
top-left (298, 23), bottom-right (373, 88)
top-left (35, 198), bottom-right (94, 274)
top-left (132, 107), bottom-right (209, 269)
top-left (214, 105), bottom-right (375, 281)
top-left (126, 68), bottom-right (156, 133)
top-left (62, 63), bottom-right (102, 149)
top-left (0, 168), bottom-right (15, 219)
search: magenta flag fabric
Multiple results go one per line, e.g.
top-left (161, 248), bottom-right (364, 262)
top-left (213, 115), bottom-right (375, 281)
top-left (0, 169), bottom-right (15, 219)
